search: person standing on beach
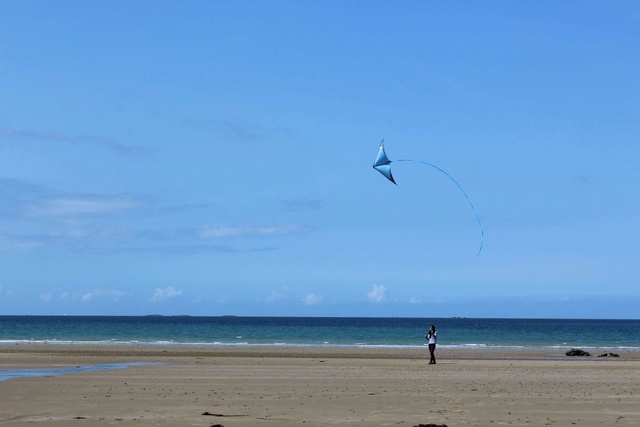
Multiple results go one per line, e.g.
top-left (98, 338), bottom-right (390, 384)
top-left (426, 324), bottom-right (437, 364)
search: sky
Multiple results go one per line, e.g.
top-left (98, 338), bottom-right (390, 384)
top-left (0, 1), bottom-right (638, 318)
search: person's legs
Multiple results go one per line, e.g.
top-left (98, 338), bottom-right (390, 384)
top-left (428, 344), bottom-right (436, 364)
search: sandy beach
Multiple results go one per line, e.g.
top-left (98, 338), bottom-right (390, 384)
top-left (1, 345), bottom-right (639, 426)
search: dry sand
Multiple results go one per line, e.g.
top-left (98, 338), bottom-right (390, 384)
top-left (1, 344), bottom-right (639, 426)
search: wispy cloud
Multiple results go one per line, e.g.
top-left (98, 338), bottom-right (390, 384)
top-left (150, 286), bottom-right (183, 302)
top-left (26, 195), bottom-right (146, 217)
top-left (0, 179), bottom-right (50, 219)
top-left (0, 181), bottom-right (150, 252)
top-left (1, 179), bottom-right (300, 254)
top-left (199, 225), bottom-right (306, 239)
top-left (265, 287), bottom-right (290, 304)
top-left (80, 289), bottom-right (127, 303)
top-left (1, 179), bottom-right (149, 221)
top-left (367, 284), bottom-right (387, 303)
top-left (0, 233), bottom-right (43, 251)
top-left (220, 120), bottom-right (262, 140)
top-left (0, 127), bottom-right (154, 156)
top-left (150, 203), bottom-right (211, 216)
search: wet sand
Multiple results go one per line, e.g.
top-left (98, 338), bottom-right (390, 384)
top-left (1, 344), bottom-right (639, 426)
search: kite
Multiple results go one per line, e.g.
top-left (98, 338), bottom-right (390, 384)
top-left (373, 139), bottom-right (484, 256)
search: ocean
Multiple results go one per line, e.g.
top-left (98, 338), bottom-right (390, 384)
top-left (1, 316), bottom-right (638, 352)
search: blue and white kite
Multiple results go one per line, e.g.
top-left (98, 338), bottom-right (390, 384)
top-left (373, 140), bottom-right (484, 256)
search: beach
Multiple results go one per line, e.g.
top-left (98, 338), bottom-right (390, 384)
top-left (1, 345), bottom-right (639, 426)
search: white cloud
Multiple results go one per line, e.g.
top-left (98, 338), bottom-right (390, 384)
top-left (409, 296), bottom-right (422, 304)
top-left (28, 195), bottom-right (144, 217)
top-left (367, 284), bottom-right (387, 303)
top-left (151, 286), bottom-right (183, 302)
top-left (265, 287), bottom-right (290, 304)
top-left (265, 291), bottom-right (280, 303)
top-left (40, 292), bottom-right (53, 302)
top-left (199, 225), bottom-right (305, 239)
top-left (303, 293), bottom-right (323, 305)
top-left (81, 289), bottom-right (126, 302)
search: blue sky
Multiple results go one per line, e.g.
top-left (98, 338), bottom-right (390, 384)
top-left (1, 1), bottom-right (638, 318)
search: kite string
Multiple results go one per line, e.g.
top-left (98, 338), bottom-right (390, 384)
top-left (396, 159), bottom-right (484, 256)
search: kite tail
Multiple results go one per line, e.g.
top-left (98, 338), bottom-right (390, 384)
top-left (396, 159), bottom-right (484, 256)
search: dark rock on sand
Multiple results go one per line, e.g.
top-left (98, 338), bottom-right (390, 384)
top-left (566, 348), bottom-right (591, 356)
top-left (414, 424), bottom-right (448, 427)
top-left (597, 352), bottom-right (620, 357)
top-left (202, 411), bottom-right (243, 418)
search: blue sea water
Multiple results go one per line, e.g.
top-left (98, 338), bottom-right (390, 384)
top-left (1, 316), bottom-right (638, 351)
